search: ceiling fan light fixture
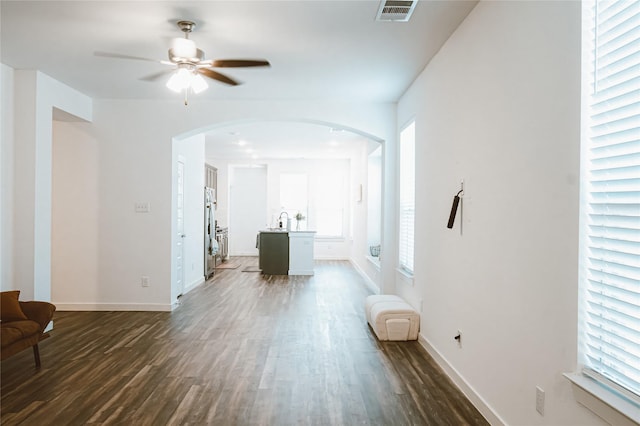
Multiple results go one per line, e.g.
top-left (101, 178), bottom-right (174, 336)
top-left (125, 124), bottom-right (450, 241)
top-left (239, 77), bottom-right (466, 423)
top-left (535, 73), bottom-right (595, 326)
top-left (98, 19), bottom-right (268, 103)
top-left (166, 67), bottom-right (193, 92)
top-left (191, 73), bottom-right (208, 94)
top-left (166, 66), bottom-right (208, 95)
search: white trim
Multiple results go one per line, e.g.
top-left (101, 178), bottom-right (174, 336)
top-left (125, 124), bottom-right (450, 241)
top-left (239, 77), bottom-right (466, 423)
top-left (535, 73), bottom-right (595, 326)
top-left (564, 373), bottom-right (640, 426)
top-left (366, 255), bottom-right (381, 269)
top-left (350, 258), bottom-right (380, 295)
top-left (418, 333), bottom-right (505, 426)
top-left (395, 267), bottom-right (414, 287)
top-left (54, 303), bottom-right (172, 312)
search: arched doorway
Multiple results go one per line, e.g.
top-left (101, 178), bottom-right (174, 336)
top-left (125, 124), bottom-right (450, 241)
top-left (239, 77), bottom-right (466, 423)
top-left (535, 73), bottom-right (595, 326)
top-left (170, 119), bottom-right (384, 305)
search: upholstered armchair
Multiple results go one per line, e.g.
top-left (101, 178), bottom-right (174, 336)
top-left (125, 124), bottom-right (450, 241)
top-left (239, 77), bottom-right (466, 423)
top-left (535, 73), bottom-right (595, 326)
top-left (1, 291), bottom-right (56, 367)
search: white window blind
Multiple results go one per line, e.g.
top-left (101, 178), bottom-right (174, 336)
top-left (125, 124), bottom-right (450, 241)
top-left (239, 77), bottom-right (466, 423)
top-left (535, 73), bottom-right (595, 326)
top-left (399, 121), bottom-right (415, 273)
top-left (580, 0), bottom-right (640, 402)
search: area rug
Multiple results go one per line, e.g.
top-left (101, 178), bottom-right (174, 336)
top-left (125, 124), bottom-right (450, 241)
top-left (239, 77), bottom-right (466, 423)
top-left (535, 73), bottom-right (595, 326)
top-left (242, 266), bottom-right (262, 272)
top-left (216, 262), bottom-right (240, 270)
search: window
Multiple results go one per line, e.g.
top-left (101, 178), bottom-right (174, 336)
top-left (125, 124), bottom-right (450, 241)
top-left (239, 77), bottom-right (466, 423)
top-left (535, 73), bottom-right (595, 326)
top-left (578, 0), bottom-right (640, 408)
top-left (280, 171), bottom-right (345, 237)
top-left (398, 121), bottom-right (415, 274)
top-left (280, 173), bottom-right (308, 224)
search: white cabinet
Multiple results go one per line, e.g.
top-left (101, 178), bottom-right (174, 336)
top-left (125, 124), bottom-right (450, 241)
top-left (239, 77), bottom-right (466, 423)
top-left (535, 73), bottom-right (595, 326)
top-left (288, 231), bottom-right (315, 275)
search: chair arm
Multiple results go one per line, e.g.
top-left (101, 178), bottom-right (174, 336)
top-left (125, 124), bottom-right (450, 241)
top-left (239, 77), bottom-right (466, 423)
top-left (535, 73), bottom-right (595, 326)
top-left (19, 301), bottom-right (56, 332)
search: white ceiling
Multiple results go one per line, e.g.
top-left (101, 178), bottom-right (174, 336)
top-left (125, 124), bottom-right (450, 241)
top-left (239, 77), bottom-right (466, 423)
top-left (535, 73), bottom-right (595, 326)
top-left (1, 0), bottom-right (477, 159)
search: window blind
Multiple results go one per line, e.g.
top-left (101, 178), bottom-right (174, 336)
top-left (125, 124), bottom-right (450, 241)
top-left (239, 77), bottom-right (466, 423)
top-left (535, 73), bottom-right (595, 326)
top-left (399, 121), bottom-right (415, 273)
top-left (580, 0), bottom-right (640, 401)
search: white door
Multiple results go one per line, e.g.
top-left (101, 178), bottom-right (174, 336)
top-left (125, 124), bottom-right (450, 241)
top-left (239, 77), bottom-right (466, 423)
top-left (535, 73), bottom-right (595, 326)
top-left (229, 166), bottom-right (267, 255)
top-left (176, 158), bottom-right (186, 296)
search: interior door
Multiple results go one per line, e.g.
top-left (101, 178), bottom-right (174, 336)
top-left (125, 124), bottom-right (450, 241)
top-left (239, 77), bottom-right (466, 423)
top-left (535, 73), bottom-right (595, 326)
top-left (176, 158), bottom-right (186, 297)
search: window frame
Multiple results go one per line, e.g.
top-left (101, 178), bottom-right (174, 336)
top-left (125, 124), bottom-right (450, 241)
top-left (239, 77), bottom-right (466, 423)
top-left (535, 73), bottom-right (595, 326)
top-left (567, 1), bottom-right (640, 424)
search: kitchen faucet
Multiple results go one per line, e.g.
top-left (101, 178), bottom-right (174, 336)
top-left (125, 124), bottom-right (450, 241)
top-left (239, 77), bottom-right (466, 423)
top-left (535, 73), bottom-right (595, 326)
top-left (278, 212), bottom-right (289, 229)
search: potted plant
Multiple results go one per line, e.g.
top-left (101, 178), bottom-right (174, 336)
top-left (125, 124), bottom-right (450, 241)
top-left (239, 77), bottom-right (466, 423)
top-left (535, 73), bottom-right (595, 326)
top-left (294, 212), bottom-right (305, 231)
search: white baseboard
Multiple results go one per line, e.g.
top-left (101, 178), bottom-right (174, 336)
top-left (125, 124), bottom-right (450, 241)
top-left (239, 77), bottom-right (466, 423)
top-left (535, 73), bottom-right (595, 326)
top-left (349, 258), bottom-right (380, 295)
top-left (54, 303), bottom-right (173, 312)
top-left (417, 333), bottom-right (506, 426)
top-left (313, 255), bottom-right (349, 260)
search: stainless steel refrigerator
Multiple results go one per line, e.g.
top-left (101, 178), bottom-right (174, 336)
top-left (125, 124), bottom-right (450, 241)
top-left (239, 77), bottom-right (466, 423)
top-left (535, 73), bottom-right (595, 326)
top-left (204, 187), bottom-right (216, 278)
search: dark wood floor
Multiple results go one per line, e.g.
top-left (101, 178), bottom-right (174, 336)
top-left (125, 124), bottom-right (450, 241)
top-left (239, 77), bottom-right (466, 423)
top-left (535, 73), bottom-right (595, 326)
top-left (1, 258), bottom-right (488, 426)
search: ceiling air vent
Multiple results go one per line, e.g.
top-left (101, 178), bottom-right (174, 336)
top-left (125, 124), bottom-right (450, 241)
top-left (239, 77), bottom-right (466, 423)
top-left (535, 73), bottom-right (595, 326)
top-left (376, 0), bottom-right (417, 22)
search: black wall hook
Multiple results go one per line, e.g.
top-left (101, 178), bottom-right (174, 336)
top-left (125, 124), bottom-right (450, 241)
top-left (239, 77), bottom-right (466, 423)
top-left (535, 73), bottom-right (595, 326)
top-left (447, 189), bottom-right (463, 229)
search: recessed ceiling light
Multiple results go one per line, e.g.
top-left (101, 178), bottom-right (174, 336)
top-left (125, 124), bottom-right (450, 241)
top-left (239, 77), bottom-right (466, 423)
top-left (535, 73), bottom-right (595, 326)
top-left (329, 140), bottom-right (340, 146)
top-left (237, 139), bottom-right (247, 146)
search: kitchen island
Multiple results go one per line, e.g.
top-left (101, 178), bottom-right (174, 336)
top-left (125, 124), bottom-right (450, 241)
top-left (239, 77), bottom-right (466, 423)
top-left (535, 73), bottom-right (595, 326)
top-left (258, 230), bottom-right (316, 275)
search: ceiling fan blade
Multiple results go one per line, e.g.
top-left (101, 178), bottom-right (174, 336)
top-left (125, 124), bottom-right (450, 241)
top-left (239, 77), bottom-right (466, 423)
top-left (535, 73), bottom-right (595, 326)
top-left (210, 59), bottom-right (271, 68)
top-left (199, 68), bottom-right (241, 86)
top-left (139, 69), bottom-right (174, 82)
top-left (94, 51), bottom-right (162, 63)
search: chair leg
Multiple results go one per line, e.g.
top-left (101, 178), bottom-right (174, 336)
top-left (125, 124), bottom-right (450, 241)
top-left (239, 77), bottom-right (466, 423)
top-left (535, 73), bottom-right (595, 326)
top-left (32, 344), bottom-right (41, 368)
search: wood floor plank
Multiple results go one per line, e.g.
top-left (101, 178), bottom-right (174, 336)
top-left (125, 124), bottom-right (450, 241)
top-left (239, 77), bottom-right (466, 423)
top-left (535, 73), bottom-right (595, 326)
top-left (1, 258), bottom-right (488, 425)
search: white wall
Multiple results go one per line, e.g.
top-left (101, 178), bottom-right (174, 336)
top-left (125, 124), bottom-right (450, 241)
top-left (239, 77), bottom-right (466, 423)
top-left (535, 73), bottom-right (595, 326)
top-left (367, 147), bottom-right (382, 248)
top-left (87, 100), bottom-right (396, 310)
top-left (229, 165), bottom-right (267, 256)
top-left (349, 140), bottom-right (382, 293)
top-left (51, 119), bottom-right (99, 306)
top-left (0, 64), bottom-right (14, 291)
top-left (397, 2), bottom-right (603, 425)
top-left (11, 70), bottom-right (92, 301)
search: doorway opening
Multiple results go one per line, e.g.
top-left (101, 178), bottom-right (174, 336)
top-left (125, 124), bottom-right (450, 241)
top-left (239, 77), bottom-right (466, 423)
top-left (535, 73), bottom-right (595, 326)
top-left (171, 118), bottom-right (384, 304)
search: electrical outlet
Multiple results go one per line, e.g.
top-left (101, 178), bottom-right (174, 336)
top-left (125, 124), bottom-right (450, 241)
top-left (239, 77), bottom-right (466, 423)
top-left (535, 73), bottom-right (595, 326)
top-left (141, 276), bottom-right (150, 287)
top-left (135, 202), bottom-right (150, 213)
top-left (455, 329), bottom-right (462, 347)
top-left (536, 386), bottom-right (545, 415)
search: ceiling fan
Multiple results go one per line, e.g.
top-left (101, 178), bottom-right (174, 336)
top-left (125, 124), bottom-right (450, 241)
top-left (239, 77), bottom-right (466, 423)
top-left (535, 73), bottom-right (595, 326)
top-left (96, 20), bottom-right (270, 102)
